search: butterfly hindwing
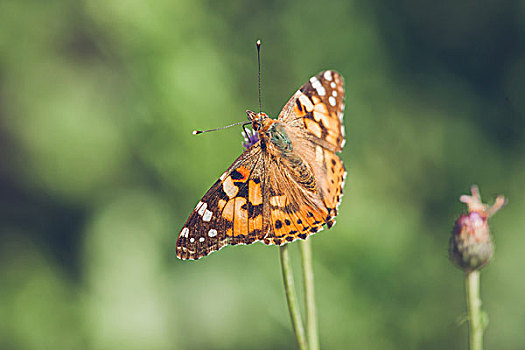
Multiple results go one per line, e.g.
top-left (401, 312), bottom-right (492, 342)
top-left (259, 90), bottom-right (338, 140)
top-left (260, 156), bottom-right (333, 246)
top-left (316, 146), bottom-right (346, 219)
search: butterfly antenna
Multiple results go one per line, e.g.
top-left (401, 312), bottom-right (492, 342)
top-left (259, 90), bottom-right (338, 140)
top-left (192, 121), bottom-right (248, 135)
top-left (193, 42), bottom-right (261, 136)
top-left (256, 39), bottom-right (262, 114)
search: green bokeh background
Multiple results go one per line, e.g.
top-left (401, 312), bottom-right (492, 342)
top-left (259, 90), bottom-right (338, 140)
top-left (1, 1), bottom-right (524, 349)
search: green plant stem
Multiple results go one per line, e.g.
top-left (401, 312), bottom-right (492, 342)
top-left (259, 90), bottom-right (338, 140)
top-left (280, 244), bottom-right (308, 350)
top-left (300, 239), bottom-right (319, 350)
top-left (466, 270), bottom-right (483, 350)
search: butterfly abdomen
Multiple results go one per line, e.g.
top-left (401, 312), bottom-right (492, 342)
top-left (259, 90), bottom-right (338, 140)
top-left (284, 153), bottom-right (316, 192)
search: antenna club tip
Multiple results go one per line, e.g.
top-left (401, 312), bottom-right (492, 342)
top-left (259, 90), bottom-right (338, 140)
top-left (192, 130), bottom-right (200, 135)
top-left (256, 39), bottom-right (261, 46)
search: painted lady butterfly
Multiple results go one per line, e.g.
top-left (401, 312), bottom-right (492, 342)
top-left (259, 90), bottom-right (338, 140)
top-left (177, 70), bottom-right (346, 260)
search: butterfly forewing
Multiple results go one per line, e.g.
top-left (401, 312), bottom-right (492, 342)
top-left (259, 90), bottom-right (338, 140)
top-left (176, 146), bottom-right (264, 260)
top-left (279, 70), bottom-right (345, 152)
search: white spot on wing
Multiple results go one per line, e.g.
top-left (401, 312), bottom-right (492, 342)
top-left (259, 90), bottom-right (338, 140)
top-left (269, 195), bottom-right (286, 206)
top-left (311, 79), bottom-right (326, 96)
top-left (190, 237), bottom-right (195, 243)
top-left (199, 237), bottom-right (205, 243)
top-left (315, 146), bottom-right (323, 163)
top-left (181, 227), bottom-right (189, 238)
top-left (324, 71), bottom-right (333, 81)
top-left (198, 202), bottom-right (207, 216)
top-left (330, 82), bottom-right (336, 88)
top-left (299, 94), bottom-right (314, 112)
top-left (208, 229), bottom-right (217, 237)
top-left (203, 209), bottom-right (213, 222)
top-left (332, 90), bottom-right (337, 97)
top-left (220, 172), bottom-right (227, 181)
top-left (329, 96), bottom-right (336, 106)
top-left (223, 176), bottom-right (239, 198)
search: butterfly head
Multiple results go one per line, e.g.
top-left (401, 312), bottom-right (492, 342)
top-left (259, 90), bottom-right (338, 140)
top-left (246, 110), bottom-right (269, 130)
top-left (246, 109), bottom-right (281, 132)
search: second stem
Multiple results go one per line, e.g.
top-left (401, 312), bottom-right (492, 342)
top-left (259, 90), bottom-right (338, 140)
top-left (280, 244), bottom-right (308, 350)
top-left (300, 239), bottom-right (319, 350)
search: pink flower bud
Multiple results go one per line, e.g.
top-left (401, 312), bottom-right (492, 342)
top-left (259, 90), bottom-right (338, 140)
top-left (448, 186), bottom-right (506, 272)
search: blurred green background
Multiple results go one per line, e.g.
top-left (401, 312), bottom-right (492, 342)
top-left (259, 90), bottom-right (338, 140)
top-left (1, 0), bottom-right (524, 349)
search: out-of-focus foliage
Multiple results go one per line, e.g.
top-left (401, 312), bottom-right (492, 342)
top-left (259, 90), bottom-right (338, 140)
top-left (0, 0), bottom-right (523, 349)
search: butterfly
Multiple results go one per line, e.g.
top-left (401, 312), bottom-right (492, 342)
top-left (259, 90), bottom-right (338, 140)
top-left (177, 70), bottom-right (346, 260)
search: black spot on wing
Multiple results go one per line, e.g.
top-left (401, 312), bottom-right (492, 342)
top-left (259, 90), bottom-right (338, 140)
top-left (237, 181), bottom-right (249, 199)
top-left (295, 99), bottom-right (303, 112)
top-left (248, 204), bottom-right (263, 219)
top-left (230, 169), bottom-right (244, 180)
top-left (212, 181), bottom-right (229, 201)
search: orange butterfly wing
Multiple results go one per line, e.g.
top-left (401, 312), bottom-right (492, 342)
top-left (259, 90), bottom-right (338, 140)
top-left (176, 145), bottom-right (335, 259)
top-left (279, 70), bottom-right (345, 152)
top-left (278, 70), bottom-right (347, 221)
top-left (176, 146), bottom-right (266, 260)
top-left (259, 157), bottom-right (334, 246)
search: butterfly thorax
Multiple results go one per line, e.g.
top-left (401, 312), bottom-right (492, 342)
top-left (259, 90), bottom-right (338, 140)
top-left (246, 110), bottom-right (292, 155)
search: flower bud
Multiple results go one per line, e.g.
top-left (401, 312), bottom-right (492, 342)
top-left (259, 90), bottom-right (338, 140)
top-left (448, 186), bottom-right (506, 272)
top-left (449, 211), bottom-right (493, 271)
